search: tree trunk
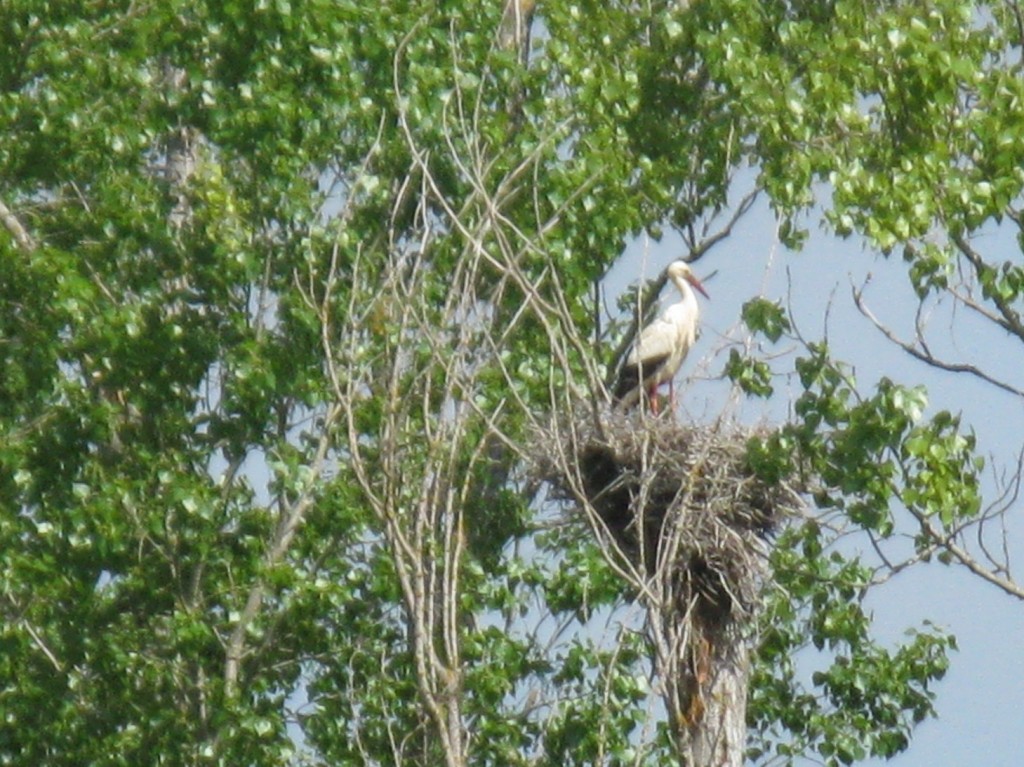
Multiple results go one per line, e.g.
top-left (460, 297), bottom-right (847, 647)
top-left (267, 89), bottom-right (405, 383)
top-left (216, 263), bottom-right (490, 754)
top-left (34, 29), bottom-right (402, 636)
top-left (161, 61), bottom-right (197, 232)
top-left (681, 623), bottom-right (752, 767)
top-left (498, 0), bottom-right (536, 64)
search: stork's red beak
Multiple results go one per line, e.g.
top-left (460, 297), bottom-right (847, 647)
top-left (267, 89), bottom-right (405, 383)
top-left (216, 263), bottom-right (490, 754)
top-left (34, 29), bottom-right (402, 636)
top-left (689, 274), bottom-right (709, 299)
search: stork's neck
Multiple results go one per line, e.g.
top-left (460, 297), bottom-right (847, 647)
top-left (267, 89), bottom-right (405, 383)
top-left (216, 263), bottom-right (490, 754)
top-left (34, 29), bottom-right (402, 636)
top-left (670, 275), bottom-right (696, 306)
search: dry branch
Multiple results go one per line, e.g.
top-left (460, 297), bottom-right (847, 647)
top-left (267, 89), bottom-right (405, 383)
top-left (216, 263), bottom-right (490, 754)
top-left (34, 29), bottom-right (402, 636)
top-left (0, 197), bottom-right (35, 252)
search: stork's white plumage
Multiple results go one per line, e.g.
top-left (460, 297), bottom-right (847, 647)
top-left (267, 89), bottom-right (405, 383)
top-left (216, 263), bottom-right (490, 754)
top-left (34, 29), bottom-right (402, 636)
top-left (613, 260), bottom-right (708, 414)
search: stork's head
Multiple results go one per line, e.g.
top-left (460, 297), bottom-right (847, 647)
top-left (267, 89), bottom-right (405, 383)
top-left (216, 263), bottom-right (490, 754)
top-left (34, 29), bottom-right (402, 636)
top-left (667, 260), bottom-right (709, 299)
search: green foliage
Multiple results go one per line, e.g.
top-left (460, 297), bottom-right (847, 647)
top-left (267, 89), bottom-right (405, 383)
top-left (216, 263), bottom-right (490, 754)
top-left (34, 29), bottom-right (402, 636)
top-left (726, 348), bottom-right (776, 397)
top-left (751, 527), bottom-right (955, 767)
top-left (744, 339), bottom-right (974, 762)
top-left (901, 412), bottom-right (983, 528)
top-left (540, 633), bottom-right (649, 766)
top-left (726, 299), bottom-right (794, 396)
top-left (743, 297), bottom-right (792, 343)
top-left (542, 543), bottom-right (624, 621)
top-left (786, 344), bottom-right (981, 542)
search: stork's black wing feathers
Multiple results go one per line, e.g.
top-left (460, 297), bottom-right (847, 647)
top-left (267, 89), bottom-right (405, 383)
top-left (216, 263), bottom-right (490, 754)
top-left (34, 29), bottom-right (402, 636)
top-left (613, 353), bottom-right (671, 401)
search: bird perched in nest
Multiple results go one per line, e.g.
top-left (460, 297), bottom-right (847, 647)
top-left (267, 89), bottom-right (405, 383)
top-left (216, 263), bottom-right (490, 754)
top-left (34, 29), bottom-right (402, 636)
top-left (613, 260), bottom-right (709, 414)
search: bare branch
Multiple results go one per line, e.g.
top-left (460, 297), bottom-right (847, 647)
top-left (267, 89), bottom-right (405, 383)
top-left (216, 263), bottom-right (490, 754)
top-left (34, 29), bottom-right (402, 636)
top-left (975, 445), bottom-right (1024, 578)
top-left (930, 524), bottom-right (1024, 600)
top-left (952, 231), bottom-right (1024, 344)
top-left (688, 187), bottom-right (760, 263)
top-left (852, 281), bottom-right (1024, 399)
top-left (23, 620), bottom-right (63, 672)
top-left (0, 197), bottom-right (35, 252)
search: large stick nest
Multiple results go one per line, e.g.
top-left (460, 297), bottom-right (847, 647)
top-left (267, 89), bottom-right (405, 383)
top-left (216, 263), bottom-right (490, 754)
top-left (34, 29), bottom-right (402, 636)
top-left (535, 411), bottom-right (804, 623)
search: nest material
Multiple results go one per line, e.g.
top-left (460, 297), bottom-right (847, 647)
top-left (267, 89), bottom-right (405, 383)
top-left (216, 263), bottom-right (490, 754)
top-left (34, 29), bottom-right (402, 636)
top-left (535, 410), bottom-right (804, 728)
top-left (538, 412), bottom-right (801, 608)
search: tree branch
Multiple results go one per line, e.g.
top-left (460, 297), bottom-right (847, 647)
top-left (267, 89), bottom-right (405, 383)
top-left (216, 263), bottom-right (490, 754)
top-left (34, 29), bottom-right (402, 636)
top-left (0, 197), bottom-right (35, 252)
top-left (852, 282), bottom-right (1024, 399)
top-left (952, 231), bottom-right (1024, 344)
top-left (223, 401), bottom-right (343, 697)
top-left (930, 523), bottom-right (1024, 600)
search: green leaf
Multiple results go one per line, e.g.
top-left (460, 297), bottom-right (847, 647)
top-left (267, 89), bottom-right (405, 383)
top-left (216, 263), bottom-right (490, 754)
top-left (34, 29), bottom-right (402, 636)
top-left (742, 297), bottom-right (792, 342)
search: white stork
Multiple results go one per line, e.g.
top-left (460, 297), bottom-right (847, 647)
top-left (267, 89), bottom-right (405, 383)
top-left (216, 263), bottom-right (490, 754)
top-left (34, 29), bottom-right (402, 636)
top-left (613, 260), bottom-right (709, 414)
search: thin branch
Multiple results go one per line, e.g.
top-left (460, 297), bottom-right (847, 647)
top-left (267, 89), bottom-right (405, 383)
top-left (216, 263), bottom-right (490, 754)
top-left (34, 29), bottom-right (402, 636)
top-left (932, 524), bottom-right (1024, 599)
top-left (223, 401), bottom-right (343, 697)
top-left (0, 197), bottom-right (35, 252)
top-left (975, 444), bottom-right (1024, 577)
top-left (22, 620), bottom-right (63, 672)
top-left (852, 282), bottom-right (1024, 399)
top-left (952, 231), bottom-right (1024, 343)
top-left (688, 187), bottom-right (760, 264)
